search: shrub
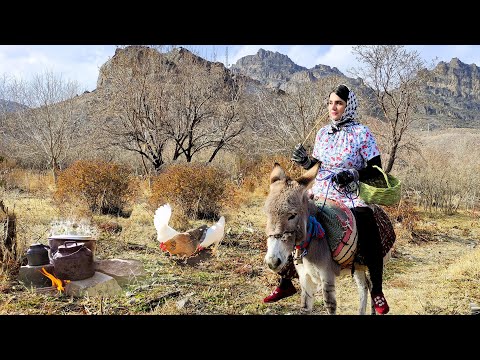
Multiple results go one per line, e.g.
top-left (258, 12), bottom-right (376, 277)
top-left (55, 160), bottom-right (138, 216)
top-left (150, 163), bottom-right (230, 220)
top-left (385, 199), bottom-right (419, 232)
top-left (238, 154), bottom-right (304, 195)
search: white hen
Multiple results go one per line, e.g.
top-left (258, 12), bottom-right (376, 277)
top-left (154, 203), bottom-right (180, 243)
top-left (198, 216), bottom-right (225, 250)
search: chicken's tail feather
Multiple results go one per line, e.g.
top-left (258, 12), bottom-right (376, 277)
top-left (154, 203), bottom-right (172, 231)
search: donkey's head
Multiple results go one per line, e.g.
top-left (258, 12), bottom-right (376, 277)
top-left (264, 162), bottom-right (320, 272)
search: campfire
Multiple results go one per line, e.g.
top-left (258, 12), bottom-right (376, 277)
top-left (18, 218), bottom-right (136, 297)
top-left (40, 267), bottom-right (70, 292)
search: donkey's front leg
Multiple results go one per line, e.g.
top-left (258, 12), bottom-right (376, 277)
top-left (320, 272), bottom-right (337, 315)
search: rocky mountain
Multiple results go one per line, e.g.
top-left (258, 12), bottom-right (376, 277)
top-left (95, 45), bottom-right (265, 99)
top-left (0, 99), bottom-right (28, 112)
top-left (417, 58), bottom-right (480, 129)
top-left (97, 46), bottom-right (239, 90)
top-left (230, 48), bottom-right (380, 118)
top-left (230, 49), bottom-right (309, 90)
top-left (5, 47), bottom-right (479, 131)
top-left (231, 48), bottom-right (343, 91)
top-left (231, 49), bottom-right (480, 129)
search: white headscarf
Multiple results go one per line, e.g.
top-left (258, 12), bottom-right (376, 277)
top-left (330, 85), bottom-right (359, 133)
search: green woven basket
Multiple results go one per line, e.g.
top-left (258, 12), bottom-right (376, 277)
top-left (359, 165), bottom-right (401, 206)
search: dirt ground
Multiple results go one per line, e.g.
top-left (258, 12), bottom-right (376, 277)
top-left (1, 193), bottom-right (479, 316)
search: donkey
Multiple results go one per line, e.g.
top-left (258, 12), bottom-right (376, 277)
top-left (263, 162), bottom-right (392, 315)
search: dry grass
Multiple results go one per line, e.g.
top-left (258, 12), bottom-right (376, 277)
top-left (1, 169), bottom-right (55, 195)
top-left (1, 180), bottom-right (480, 315)
top-left (1, 189), bottom-right (62, 258)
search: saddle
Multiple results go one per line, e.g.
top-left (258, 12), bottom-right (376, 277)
top-left (314, 198), bottom-right (396, 268)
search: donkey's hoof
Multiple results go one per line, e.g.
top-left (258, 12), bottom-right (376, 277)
top-left (300, 307), bottom-right (312, 314)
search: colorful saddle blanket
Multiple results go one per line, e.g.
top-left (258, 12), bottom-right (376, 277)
top-left (314, 197), bottom-right (357, 266)
top-left (315, 198), bottom-right (396, 267)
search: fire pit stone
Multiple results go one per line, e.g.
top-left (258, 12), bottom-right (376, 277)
top-left (18, 264), bottom-right (55, 288)
top-left (65, 272), bottom-right (122, 297)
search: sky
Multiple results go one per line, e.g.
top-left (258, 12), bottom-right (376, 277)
top-left (1, 45), bottom-right (479, 93)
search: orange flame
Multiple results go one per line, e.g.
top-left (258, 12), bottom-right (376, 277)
top-left (40, 267), bottom-right (70, 292)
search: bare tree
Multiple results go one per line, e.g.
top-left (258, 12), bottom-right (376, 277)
top-left (165, 50), bottom-right (248, 163)
top-left (4, 71), bottom-right (81, 184)
top-left (100, 46), bottom-right (174, 174)
top-left (251, 76), bottom-right (341, 155)
top-left (205, 75), bottom-right (248, 162)
top-left (400, 130), bottom-right (480, 214)
top-left (350, 45), bottom-right (432, 173)
top-left (165, 58), bottom-right (216, 162)
top-left (0, 74), bottom-right (9, 155)
top-left (99, 46), bottom-right (250, 172)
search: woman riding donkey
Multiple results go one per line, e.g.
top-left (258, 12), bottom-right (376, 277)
top-left (263, 84), bottom-right (390, 315)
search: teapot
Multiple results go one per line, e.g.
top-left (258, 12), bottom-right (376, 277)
top-left (26, 243), bottom-right (51, 266)
top-left (52, 241), bottom-right (95, 281)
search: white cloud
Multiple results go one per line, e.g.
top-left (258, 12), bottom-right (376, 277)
top-left (313, 45), bottom-right (356, 75)
top-left (0, 45), bottom-right (115, 92)
top-left (285, 46), bottom-right (329, 69)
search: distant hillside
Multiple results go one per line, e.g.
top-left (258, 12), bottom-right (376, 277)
top-left (417, 58), bottom-right (480, 129)
top-left (230, 48), bottom-right (381, 118)
top-left (230, 48), bottom-right (343, 91)
top-left (0, 99), bottom-right (28, 112)
top-left (231, 50), bottom-right (480, 130)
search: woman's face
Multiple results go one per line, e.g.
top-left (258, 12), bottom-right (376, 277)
top-left (328, 92), bottom-right (347, 121)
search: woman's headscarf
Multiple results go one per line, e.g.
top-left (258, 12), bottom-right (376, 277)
top-left (330, 84), bottom-right (359, 133)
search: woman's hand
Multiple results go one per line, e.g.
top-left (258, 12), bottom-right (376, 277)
top-left (291, 144), bottom-right (308, 164)
top-left (291, 144), bottom-right (319, 170)
top-left (333, 169), bottom-right (359, 187)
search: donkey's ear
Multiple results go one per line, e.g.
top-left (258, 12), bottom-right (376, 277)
top-left (296, 161), bottom-right (320, 188)
top-left (270, 162), bottom-right (287, 184)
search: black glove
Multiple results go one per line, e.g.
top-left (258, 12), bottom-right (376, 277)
top-left (291, 144), bottom-right (312, 169)
top-left (291, 144), bottom-right (310, 168)
top-left (333, 169), bottom-right (359, 187)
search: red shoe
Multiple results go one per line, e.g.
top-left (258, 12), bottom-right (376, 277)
top-left (263, 285), bottom-right (297, 303)
top-left (372, 292), bottom-right (390, 315)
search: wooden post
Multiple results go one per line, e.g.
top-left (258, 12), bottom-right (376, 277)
top-left (0, 200), bottom-right (17, 264)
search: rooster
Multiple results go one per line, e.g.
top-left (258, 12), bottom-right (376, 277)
top-left (154, 204), bottom-right (226, 257)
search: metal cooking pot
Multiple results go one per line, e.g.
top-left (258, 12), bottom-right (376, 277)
top-left (26, 243), bottom-right (51, 266)
top-left (48, 235), bottom-right (96, 260)
top-left (52, 241), bottom-right (95, 281)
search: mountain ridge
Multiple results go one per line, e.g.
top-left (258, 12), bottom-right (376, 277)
top-left (231, 48), bottom-right (480, 129)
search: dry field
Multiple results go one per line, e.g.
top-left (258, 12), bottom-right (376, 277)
top-left (1, 182), bottom-right (479, 316)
